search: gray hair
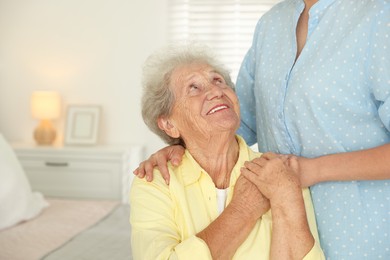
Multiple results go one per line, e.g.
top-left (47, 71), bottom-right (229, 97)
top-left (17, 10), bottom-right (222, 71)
top-left (141, 43), bottom-right (235, 146)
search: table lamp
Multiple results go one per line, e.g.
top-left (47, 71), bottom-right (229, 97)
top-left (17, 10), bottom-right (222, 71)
top-left (31, 91), bottom-right (61, 145)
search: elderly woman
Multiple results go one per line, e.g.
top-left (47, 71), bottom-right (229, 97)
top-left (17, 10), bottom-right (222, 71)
top-left (130, 44), bottom-right (324, 259)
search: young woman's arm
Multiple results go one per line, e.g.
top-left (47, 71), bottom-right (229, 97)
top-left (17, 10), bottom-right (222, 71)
top-left (299, 143), bottom-right (390, 187)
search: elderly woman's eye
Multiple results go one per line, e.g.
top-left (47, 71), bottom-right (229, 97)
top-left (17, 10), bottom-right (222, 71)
top-left (190, 84), bottom-right (199, 90)
top-left (214, 77), bottom-right (224, 84)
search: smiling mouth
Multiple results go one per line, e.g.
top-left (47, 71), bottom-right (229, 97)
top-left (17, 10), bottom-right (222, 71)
top-left (207, 105), bottom-right (229, 115)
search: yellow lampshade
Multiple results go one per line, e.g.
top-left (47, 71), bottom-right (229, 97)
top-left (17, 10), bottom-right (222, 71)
top-left (31, 91), bottom-right (61, 120)
top-left (31, 91), bottom-right (61, 145)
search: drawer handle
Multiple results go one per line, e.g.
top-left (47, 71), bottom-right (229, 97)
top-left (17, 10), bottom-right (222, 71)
top-left (45, 162), bottom-right (69, 167)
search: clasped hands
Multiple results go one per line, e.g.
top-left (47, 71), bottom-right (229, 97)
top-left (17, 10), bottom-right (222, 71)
top-left (231, 152), bottom-right (302, 221)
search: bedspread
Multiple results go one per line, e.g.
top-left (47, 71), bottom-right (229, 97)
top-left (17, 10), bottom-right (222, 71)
top-left (0, 198), bottom-right (119, 260)
top-left (43, 204), bottom-right (131, 260)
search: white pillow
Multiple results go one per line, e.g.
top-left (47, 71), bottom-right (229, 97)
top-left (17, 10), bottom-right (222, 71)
top-left (0, 133), bottom-right (48, 230)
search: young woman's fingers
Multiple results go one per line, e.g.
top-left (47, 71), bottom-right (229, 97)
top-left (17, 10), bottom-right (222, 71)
top-left (155, 155), bottom-right (170, 185)
top-left (143, 160), bottom-right (156, 182)
top-left (133, 145), bottom-right (184, 185)
top-left (134, 161), bottom-right (147, 178)
top-left (169, 145), bottom-right (185, 166)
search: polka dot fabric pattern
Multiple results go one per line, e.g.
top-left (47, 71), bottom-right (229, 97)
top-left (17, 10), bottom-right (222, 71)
top-left (236, 0), bottom-right (390, 259)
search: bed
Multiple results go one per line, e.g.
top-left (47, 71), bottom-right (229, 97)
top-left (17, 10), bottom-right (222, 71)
top-left (0, 134), bottom-right (133, 260)
top-left (0, 198), bottom-right (132, 260)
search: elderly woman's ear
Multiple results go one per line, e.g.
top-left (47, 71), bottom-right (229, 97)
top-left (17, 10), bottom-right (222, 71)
top-left (158, 116), bottom-right (180, 138)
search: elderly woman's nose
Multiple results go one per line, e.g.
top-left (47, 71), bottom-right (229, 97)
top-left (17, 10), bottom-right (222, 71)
top-left (206, 84), bottom-right (224, 99)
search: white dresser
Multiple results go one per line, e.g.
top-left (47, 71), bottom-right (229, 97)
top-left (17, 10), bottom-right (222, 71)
top-left (12, 143), bottom-right (144, 203)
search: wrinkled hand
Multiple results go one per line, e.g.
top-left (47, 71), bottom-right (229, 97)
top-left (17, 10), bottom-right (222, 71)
top-left (133, 145), bottom-right (185, 184)
top-left (230, 174), bottom-right (270, 221)
top-left (240, 152), bottom-right (301, 206)
top-left (260, 153), bottom-right (314, 188)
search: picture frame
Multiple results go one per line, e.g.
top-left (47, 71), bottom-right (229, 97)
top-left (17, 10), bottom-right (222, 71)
top-left (64, 105), bottom-right (101, 145)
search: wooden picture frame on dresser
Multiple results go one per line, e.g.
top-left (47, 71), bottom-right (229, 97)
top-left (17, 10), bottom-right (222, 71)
top-left (64, 105), bottom-right (101, 145)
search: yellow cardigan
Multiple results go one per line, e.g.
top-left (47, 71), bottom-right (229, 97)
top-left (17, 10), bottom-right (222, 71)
top-left (130, 136), bottom-right (324, 259)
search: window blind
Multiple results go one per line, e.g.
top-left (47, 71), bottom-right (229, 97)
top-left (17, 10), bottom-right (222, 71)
top-left (168, 0), bottom-right (281, 81)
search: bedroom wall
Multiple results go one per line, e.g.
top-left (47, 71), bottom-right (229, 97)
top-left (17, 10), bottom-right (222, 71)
top-left (0, 0), bottom-right (168, 158)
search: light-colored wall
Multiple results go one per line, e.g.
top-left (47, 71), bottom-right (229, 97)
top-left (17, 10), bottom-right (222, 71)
top-left (0, 0), bottom-right (168, 158)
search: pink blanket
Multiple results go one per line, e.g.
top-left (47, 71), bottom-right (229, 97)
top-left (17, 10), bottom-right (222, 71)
top-left (0, 198), bottom-right (119, 260)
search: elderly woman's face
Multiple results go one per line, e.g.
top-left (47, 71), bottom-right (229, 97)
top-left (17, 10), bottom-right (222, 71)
top-left (160, 62), bottom-right (240, 143)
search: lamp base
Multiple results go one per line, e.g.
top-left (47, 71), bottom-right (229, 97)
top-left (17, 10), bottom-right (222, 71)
top-left (34, 120), bottom-right (56, 145)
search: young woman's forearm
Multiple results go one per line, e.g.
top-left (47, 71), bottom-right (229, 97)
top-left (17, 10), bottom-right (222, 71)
top-left (300, 143), bottom-right (390, 187)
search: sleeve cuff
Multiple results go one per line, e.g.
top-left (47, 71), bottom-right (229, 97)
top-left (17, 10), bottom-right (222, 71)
top-left (174, 235), bottom-right (213, 260)
top-left (303, 241), bottom-right (326, 260)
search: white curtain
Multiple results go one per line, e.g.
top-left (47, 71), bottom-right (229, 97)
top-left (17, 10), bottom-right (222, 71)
top-left (168, 0), bottom-right (282, 81)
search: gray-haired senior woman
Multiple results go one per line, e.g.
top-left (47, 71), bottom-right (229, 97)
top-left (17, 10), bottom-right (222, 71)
top-left (130, 44), bottom-right (324, 260)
